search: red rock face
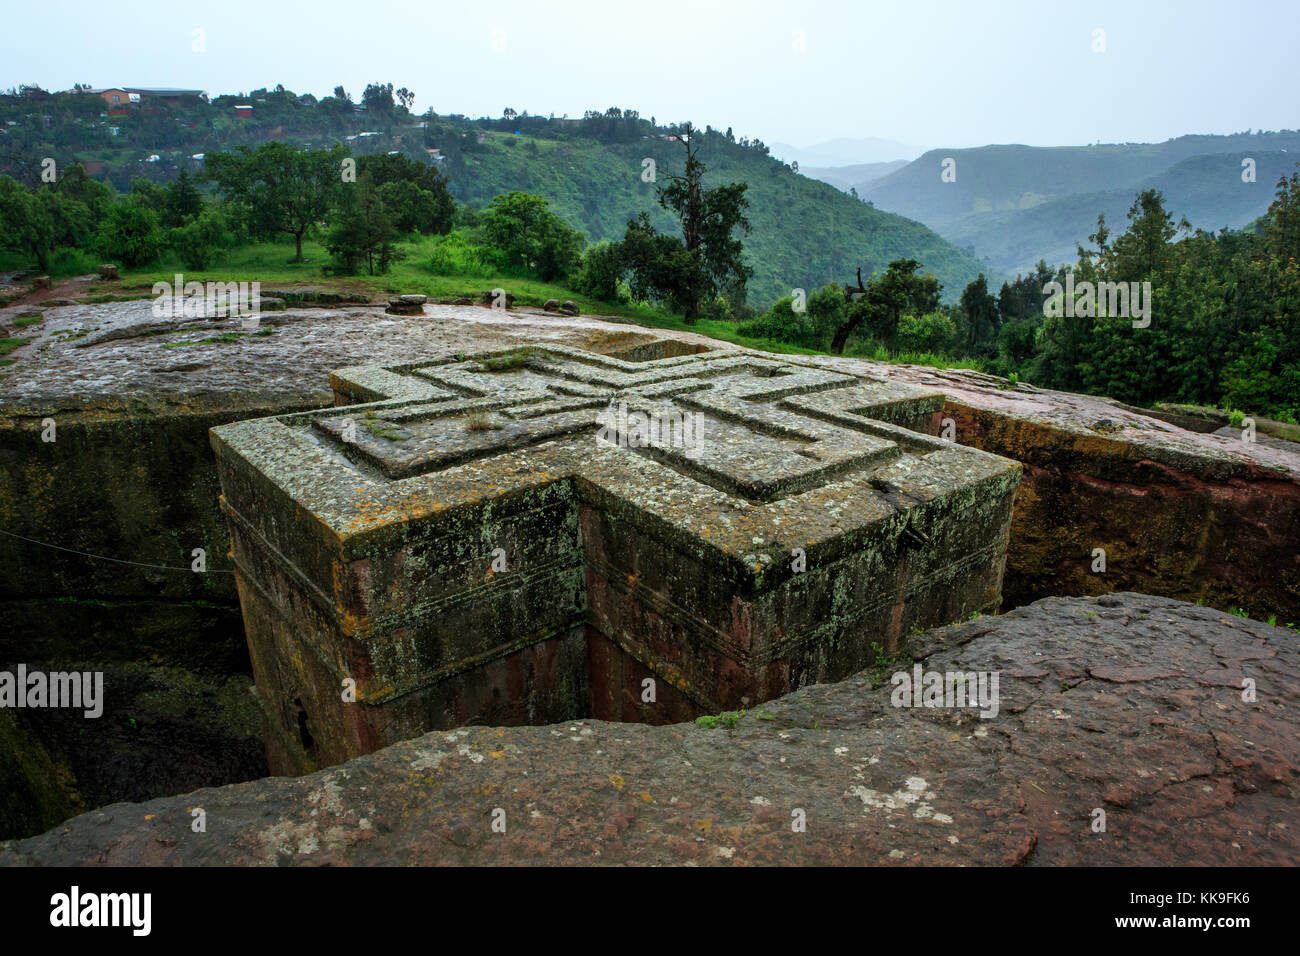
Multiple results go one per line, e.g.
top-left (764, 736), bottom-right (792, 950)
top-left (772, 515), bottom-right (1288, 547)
top-left (930, 402), bottom-right (1300, 622)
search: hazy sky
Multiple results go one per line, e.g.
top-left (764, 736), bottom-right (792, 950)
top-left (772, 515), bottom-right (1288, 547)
top-left (5, 0), bottom-right (1296, 152)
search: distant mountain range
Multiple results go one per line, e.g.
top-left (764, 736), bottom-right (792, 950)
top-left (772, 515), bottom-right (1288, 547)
top-left (770, 137), bottom-right (922, 167)
top-left (803, 131), bottom-right (1300, 276)
top-left (801, 160), bottom-right (909, 193)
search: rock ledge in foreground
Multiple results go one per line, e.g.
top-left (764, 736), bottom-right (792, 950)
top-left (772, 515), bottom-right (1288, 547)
top-left (2, 593), bottom-right (1295, 866)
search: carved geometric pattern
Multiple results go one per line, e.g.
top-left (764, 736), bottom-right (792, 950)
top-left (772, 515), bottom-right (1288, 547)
top-left (212, 342), bottom-right (1022, 774)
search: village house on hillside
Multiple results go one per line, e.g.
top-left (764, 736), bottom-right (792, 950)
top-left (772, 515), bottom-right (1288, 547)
top-left (83, 87), bottom-right (207, 106)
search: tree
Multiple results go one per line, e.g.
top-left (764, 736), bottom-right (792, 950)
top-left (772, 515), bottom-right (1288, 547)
top-left (362, 82), bottom-right (395, 115)
top-left (53, 164), bottom-right (112, 225)
top-left (481, 191), bottom-right (583, 281)
top-left (0, 175), bottom-right (99, 271)
top-left (959, 273), bottom-right (1000, 353)
top-left (96, 202), bottom-right (164, 267)
top-left (326, 176), bottom-right (402, 275)
top-left (163, 167), bottom-right (204, 228)
top-left (375, 181), bottom-right (437, 235)
top-left (573, 241), bottom-right (623, 301)
top-left (618, 212), bottom-right (707, 314)
top-left (129, 176), bottom-right (167, 214)
top-left (1265, 164), bottom-right (1300, 263)
top-left (205, 142), bottom-right (347, 260)
top-left (356, 152), bottom-right (454, 234)
top-left (830, 259), bottom-right (941, 353)
top-left (644, 121), bottom-right (752, 320)
top-left (170, 207), bottom-right (227, 269)
top-left (0, 176), bottom-right (52, 271)
top-left (896, 311), bottom-right (958, 354)
top-left (1082, 189), bottom-right (1188, 281)
top-left (395, 87), bottom-right (415, 111)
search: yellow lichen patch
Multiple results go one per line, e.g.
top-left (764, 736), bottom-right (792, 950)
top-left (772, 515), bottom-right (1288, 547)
top-left (693, 819), bottom-right (712, 831)
top-left (608, 773), bottom-right (626, 791)
top-left (640, 791), bottom-right (653, 803)
top-left (488, 750), bottom-right (505, 759)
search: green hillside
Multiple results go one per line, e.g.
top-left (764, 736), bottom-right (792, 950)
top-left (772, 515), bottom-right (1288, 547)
top-left (846, 131), bottom-right (1300, 274)
top-left (0, 86), bottom-right (992, 307)
top-left (938, 150), bottom-right (1300, 274)
top-left (863, 132), bottom-right (1300, 225)
top-left (448, 134), bottom-right (994, 305)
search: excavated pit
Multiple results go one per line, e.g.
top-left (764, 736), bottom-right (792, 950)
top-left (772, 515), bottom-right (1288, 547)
top-left (2, 301), bottom-right (1297, 840)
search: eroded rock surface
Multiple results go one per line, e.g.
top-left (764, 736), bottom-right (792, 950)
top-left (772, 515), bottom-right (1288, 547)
top-left (817, 359), bottom-right (1300, 622)
top-left (3, 593), bottom-right (1294, 866)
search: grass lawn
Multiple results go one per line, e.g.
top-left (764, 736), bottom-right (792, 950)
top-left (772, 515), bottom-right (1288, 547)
top-left (10, 236), bottom-right (989, 372)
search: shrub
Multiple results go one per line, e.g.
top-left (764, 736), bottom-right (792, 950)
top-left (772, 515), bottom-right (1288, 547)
top-left (894, 311), bottom-right (958, 355)
top-left (737, 295), bottom-right (823, 348)
top-left (95, 203), bottom-right (164, 267)
top-left (427, 231), bottom-right (505, 277)
top-left (572, 241), bottom-right (622, 301)
top-left (169, 208), bottom-right (228, 270)
top-left (482, 191), bottom-right (583, 282)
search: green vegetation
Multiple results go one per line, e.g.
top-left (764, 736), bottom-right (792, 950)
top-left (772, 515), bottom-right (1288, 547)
top-left (853, 133), bottom-right (1300, 276)
top-left (740, 176), bottom-right (1300, 421)
top-left (866, 641), bottom-right (913, 690)
top-left (3, 84), bottom-right (1296, 419)
top-left (464, 413), bottom-right (502, 432)
top-left (695, 709), bottom-right (747, 730)
top-left (0, 337), bottom-right (31, 356)
top-left (361, 418), bottom-right (406, 440)
top-left (0, 85), bottom-right (989, 306)
top-left (482, 192), bottom-right (582, 283)
top-left (479, 347), bottom-right (539, 371)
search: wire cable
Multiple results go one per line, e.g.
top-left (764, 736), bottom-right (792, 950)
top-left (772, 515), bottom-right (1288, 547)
top-left (0, 527), bottom-right (235, 573)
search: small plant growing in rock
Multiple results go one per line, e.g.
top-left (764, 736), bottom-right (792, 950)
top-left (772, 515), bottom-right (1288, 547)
top-left (1229, 409), bottom-right (1245, 428)
top-left (465, 412), bottom-right (502, 432)
top-left (362, 417), bottom-right (405, 440)
top-left (866, 640), bottom-right (912, 689)
top-left (695, 709), bottom-right (746, 729)
top-left (479, 348), bottom-right (535, 371)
